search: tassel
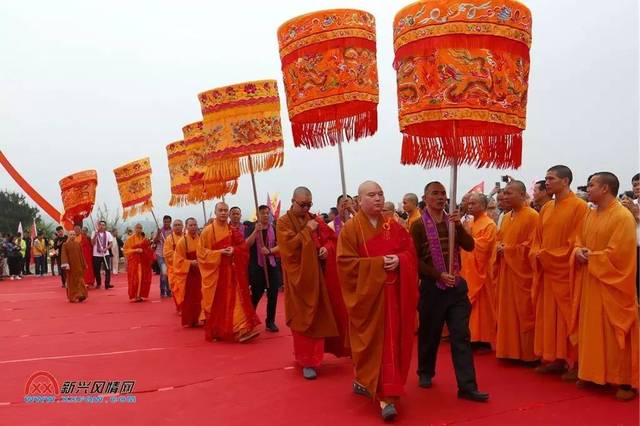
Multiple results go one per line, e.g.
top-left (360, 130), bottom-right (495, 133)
top-left (291, 108), bottom-right (378, 149)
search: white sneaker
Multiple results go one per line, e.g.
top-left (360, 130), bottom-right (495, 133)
top-left (16, 276), bottom-right (22, 280)
top-left (10, 276), bottom-right (15, 280)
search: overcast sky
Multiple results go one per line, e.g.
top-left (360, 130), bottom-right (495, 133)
top-left (1, 0), bottom-right (638, 224)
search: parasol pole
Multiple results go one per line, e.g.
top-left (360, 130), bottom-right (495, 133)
top-left (448, 122), bottom-right (459, 274)
top-left (248, 154), bottom-right (271, 289)
top-left (336, 140), bottom-right (348, 200)
top-left (201, 201), bottom-right (207, 224)
top-left (150, 209), bottom-right (165, 242)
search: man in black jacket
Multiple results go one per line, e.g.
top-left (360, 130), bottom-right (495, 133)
top-left (53, 226), bottom-right (68, 287)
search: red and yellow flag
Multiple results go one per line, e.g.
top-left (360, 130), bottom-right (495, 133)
top-left (113, 158), bottom-right (153, 219)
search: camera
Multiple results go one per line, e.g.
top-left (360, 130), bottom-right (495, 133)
top-left (501, 175), bottom-right (509, 183)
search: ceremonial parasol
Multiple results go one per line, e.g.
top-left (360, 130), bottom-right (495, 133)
top-left (166, 139), bottom-right (190, 207)
top-left (393, 0), bottom-right (532, 269)
top-left (277, 9), bottom-right (379, 198)
top-left (59, 170), bottom-right (98, 226)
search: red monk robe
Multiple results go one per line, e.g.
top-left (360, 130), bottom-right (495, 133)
top-left (461, 212), bottom-right (497, 345)
top-left (570, 201), bottom-right (639, 390)
top-left (123, 234), bottom-right (154, 301)
top-left (198, 221), bottom-right (260, 342)
top-left (76, 233), bottom-right (94, 286)
top-left (531, 192), bottom-right (588, 364)
top-left (277, 210), bottom-right (350, 370)
top-left (496, 206), bottom-right (539, 361)
top-left (173, 233), bottom-right (202, 327)
top-left (337, 211), bottom-right (418, 399)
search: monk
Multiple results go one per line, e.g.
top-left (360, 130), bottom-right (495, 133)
top-left (460, 193), bottom-right (497, 350)
top-left (123, 223), bottom-right (154, 302)
top-left (570, 172), bottom-right (638, 400)
top-left (495, 181), bottom-right (539, 363)
top-left (531, 165), bottom-right (589, 379)
top-left (198, 202), bottom-right (260, 343)
top-left (402, 193), bottom-right (421, 230)
top-left (173, 218), bottom-right (202, 327)
top-left (337, 181), bottom-right (418, 422)
top-left (73, 225), bottom-right (94, 287)
top-left (61, 230), bottom-right (88, 303)
top-left (277, 187), bottom-right (350, 380)
top-left (163, 219), bottom-right (184, 312)
top-left (328, 194), bottom-right (354, 235)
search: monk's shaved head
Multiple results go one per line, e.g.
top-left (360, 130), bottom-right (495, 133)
top-left (293, 186), bottom-right (312, 198)
top-left (214, 202), bottom-right (228, 212)
top-left (358, 181), bottom-right (385, 216)
top-left (358, 180), bottom-right (382, 196)
top-left (469, 192), bottom-right (488, 209)
top-left (590, 172), bottom-right (619, 196)
top-left (506, 180), bottom-right (527, 195)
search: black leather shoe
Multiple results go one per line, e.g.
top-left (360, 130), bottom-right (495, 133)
top-left (418, 374), bottom-right (432, 388)
top-left (266, 323), bottom-right (279, 333)
top-left (381, 404), bottom-right (397, 422)
top-left (457, 389), bottom-right (489, 402)
top-left (105, 284), bottom-right (113, 289)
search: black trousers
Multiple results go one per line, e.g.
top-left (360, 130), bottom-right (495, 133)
top-left (93, 256), bottom-right (111, 287)
top-left (417, 277), bottom-right (478, 392)
top-left (56, 256), bottom-right (65, 285)
top-left (249, 264), bottom-right (281, 324)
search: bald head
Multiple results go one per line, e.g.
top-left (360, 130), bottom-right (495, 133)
top-left (467, 192), bottom-right (488, 217)
top-left (506, 180), bottom-right (527, 194)
top-left (402, 193), bottom-right (419, 214)
top-left (293, 186), bottom-right (312, 198)
top-left (358, 181), bottom-right (385, 217)
top-left (503, 180), bottom-right (527, 211)
top-left (214, 202), bottom-right (229, 224)
top-left (358, 181), bottom-right (381, 196)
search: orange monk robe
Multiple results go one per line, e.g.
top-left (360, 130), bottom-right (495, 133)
top-left (496, 207), bottom-right (538, 361)
top-left (173, 234), bottom-right (202, 327)
top-left (461, 212), bottom-right (498, 344)
top-left (531, 192), bottom-right (588, 362)
top-left (570, 201), bottom-right (639, 388)
top-left (123, 235), bottom-right (154, 300)
top-left (163, 233), bottom-right (183, 309)
top-left (276, 211), bottom-right (350, 368)
top-left (197, 221), bottom-right (260, 342)
top-left (405, 208), bottom-right (422, 232)
top-left (337, 211), bottom-right (418, 398)
top-left (61, 239), bottom-right (88, 303)
top-left (76, 234), bottom-right (95, 285)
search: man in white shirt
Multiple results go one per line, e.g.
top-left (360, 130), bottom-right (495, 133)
top-left (92, 220), bottom-right (114, 289)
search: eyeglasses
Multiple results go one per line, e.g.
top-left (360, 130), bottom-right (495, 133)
top-left (293, 200), bottom-right (313, 209)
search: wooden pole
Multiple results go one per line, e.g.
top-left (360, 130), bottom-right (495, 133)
top-left (337, 140), bottom-right (347, 200)
top-left (201, 201), bottom-right (207, 224)
top-left (248, 155), bottom-right (271, 289)
top-left (150, 209), bottom-right (165, 242)
top-left (448, 122), bottom-right (459, 274)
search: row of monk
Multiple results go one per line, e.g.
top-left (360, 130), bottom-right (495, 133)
top-left (59, 166), bottom-right (638, 422)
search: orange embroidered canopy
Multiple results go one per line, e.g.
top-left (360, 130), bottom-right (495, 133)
top-left (393, 0), bottom-right (532, 168)
top-left (113, 157), bottom-right (153, 219)
top-left (166, 140), bottom-right (189, 206)
top-left (277, 9), bottom-right (379, 148)
top-left (59, 170), bottom-right (98, 225)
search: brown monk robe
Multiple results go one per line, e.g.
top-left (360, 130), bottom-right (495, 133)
top-left (61, 230), bottom-right (88, 303)
top-left (531, 165), bottom-right (589, 379)
top-left (173, 218), bottom-right (202, 327)
top-left (337, 181), bottom-right (418, 422)
top-left (496, 181), bottom-right (539, 362)
top-left (277, 187), bottom-right (349, 380)
top-left (570, 173), bottom-right (639, 401)
top-left (163, 219), bottom-right (184, 312)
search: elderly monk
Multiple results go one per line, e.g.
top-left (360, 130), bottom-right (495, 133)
top-left (411, 181), bottom-right (489, 402)
top-left (328, 194), bottom-right (355, 235)
top-left (173, 218), bottom-right (203, 328)
top-left (61, 229), bottom-right (88, 303)
top-left (277, 187), bottom-right (350, 380)
top-left (382, 202), bottom-right (399, 223)
top-left (460, 193), bottom-right (497, 351)
top-left (495, 181), bottom-right (539, 363)
top-left (531, 165), bottom-right (589, 379)
top-left (402, 193), bottom-right (421, 230)
top-left (198, 202), bottom-right (260, 343)
top-left (163, 219), bottom-right (184, 312)
top-left (337, 181), bottom-right (418, 422)
top-left (123, 223), bottom-right (154, 302)
top-left (570, 172), bottom-right (639, 401)
top-left (73, 225), bottom-right (94, 287)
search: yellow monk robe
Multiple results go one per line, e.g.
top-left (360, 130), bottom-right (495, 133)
top-left (406, 209), bottom-right (422, 230)
top-left (61, 238), bottom-right (88, 303)
top-left (496, 206), bottom-right (538, 361)
top-left (531, 192), bottom-right (588, 362)
top-left (198, 221), bottom-right (260, 342)
top-left (337, 211), bottom-right (418, 398)
top-left (123, 234), bottom-right (154, 300)
top-left (570, 201), bottom-right (639, 388)
top-left (163, 232), bottom-right (183, 309)
top-left (173, 233), bottom-right (202, 327)
top-left (460, 212), bottom-right (497, 344)
top-left (277, 211), bottom-right (349, 368)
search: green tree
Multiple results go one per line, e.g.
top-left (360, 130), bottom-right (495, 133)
top-left (0, 190), bottom-right (41, 236)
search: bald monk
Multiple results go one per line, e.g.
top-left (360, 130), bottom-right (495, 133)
top-left (277, 187), bottom-right (350, 380)
top-left (328, 194), bottom-right (355, 235)
top-left (460, 193), bottom-right (497, 350)
top-left (61, 230), bottom-right (88, 303)
top-left (74, 225), bottom-right (94, 287)
top-left (402, 193), bottom-right (421, 230)
top-left (174, 218), bottom-right (203, 327)
top-left (163, 219), bottom-right (184, 312)
top-left (198, 202), bottom-right (260, 343)
top-left (123, 223), bottom-right (154, 302)
top-left (459, 193), bottom-right (473, 228)
top-left (531, 165), bottom-right (589, 379)
top-left (570, 172), bottom-right (638, 400)
top-left (495, 181), bottom-right (539, 363)
top-left (337, 181), bottom-right (418, 422)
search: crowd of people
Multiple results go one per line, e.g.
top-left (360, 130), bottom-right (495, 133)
top-left (4, 166), bottom-right (639, 422)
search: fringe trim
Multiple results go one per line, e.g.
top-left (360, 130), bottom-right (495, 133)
top-left (292, 109), bottom-right (377, 149)
top-left (187, 185), bottom-right (205, 204)
top-left (122, 199), bottom-right (154, 220)
top-left (169, 194), bottom-right (189, 207)
top-left (401, 132), bottom-right (522, 169)
top-left (204, 179), bottom-right (239, 199)
top-left (238, 149), bottom-right (284, 175)
top-left (204, 149), bottom-right (284, 182)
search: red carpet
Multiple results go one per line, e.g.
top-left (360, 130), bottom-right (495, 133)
top-left (0, 274), bottom-right (637, 425)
